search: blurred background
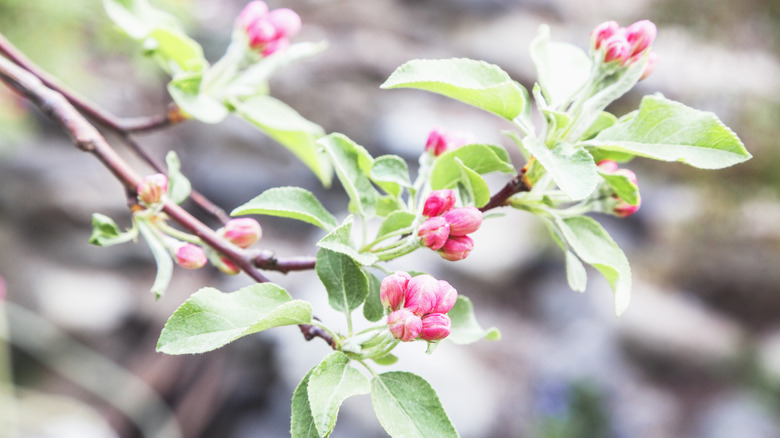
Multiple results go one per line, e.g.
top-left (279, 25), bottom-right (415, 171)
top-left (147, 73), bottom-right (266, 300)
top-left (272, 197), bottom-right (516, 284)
top-left (1, 0), bottom-right (779, 437)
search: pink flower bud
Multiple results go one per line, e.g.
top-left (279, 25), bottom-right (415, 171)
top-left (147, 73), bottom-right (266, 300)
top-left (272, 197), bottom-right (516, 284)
top-left (223, 218), bottom-right (262, 248)
top-left (137, 174), bottom-right (168, 205)
top-left (442, 207), bottom-right (482, 236)
top-left (261, 38), bottom-right (290, 56)
top-left (175, 244), bottom-right (207, 269)
top-left (431, 280), bottom-right (458, 314)
top-left (419, 313), bottom-right (452, 341)
top-left (247, 19), bottom-right (277, 47)
top-left (237, 1), bottom-right (269, 30)
top-left (591, 20), bottom-right (619, 50)
top-left (380, 271), bottom-right (411, 311)
top-left (404, 274), bottom-right (439, 316)
top-left (614, 168), bottom-right (638, 185)
top-left (640, 50), bottom-right (658, 80)
top-left (597, 159), bottom-right (619, 173)
top-left (423, 189), bottom-right (456, 217)
top-left (614, 195), bottom-right (641, 217)
top-left (625, 20), bottom-right (657, 57)
top-left (425, 127), bottom-right (448, 156)
top-left (387, 308), bottom-right (422, 342)
top-left (266, 8), bottom-right (301, 39)
top-left (602, 34), bottom-right (631, 64)
top-left (418, 216), bottom-right (451, 251)
top-left (438, 235), bottom-right (474, 262)
top-left (218, 256), bottom-right (241, 275)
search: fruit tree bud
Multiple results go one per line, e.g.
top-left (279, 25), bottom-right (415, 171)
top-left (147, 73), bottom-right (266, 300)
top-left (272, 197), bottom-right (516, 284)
top-left (640, 50), bottom-right (658, 80)
top-left (218, 256), bottom-right (241, 275)
top-left (266, 8), bottom-right (301, 39)
top-left (137, 174), bottom-right (168, 205)
top-left (597, 159), bottom-right (619, 173)
top-left (175, 244), bottom-right (207, 270)
top-left (443, 207), bottom-right (483, 236)
top-left (614, 197), bottom-right (641, 218)
top-left (418, 216), bottom-right (450, 251)
top-left (387, 308), bottom-right (422, 342)
top-left (431, 280), bottom-right (458, 314)
top-left (603, 34), bottom-right (631, 64)
top-left (425, 127), bottom-right (448, 156)
top-left (380, 271), bottom-right (411, 311)
top-left (591, 20), bottom-right (619, 50)
top-left (223, 218), bottom-right (262, 248)
top-left (419, 313), bottom-right (452, 341)
top-left (438, 235), bottom-right (474, 261)
top-left (238, 1), bottom-right (269, 30)
top-left (625, 20), bottom-right (657, 57)
top-left (404, 274), bottom-right (439, 316)
top-left (423, 189), bottom-right (456, 217)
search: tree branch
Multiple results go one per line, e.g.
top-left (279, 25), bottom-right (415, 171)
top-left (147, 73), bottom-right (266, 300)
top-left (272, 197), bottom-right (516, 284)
top-left (479, 170), bottom-right (531, 212)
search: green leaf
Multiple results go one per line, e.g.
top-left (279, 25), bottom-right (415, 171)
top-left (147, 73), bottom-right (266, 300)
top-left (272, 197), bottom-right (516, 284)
top-left (600, 172), bottom-right (640, 206)
top-left (371, 155), bottom-right (411, 197)
top-left (165, 151), bottom-right (191, 205)
top-left (167, 80), bottom-right (229, 123)
top-left (233, 95), bottom-right (333, 187)
top-left (147, 27), bottom-right (207, 75)
top-left (530, 25), bottom-right (593, 109)
top-left (565, 250), bottom-right (587, 292)
top-left (554, 215), bottom-right (631, 315)
top-left (381, 58), bottom-right (527, 120)
top-left (430, 144), bottom-right (515, 191)
top-left (447, 296), bottom-right (500, 345)
top-left (103, 0), bottom-right (180, 40)
top-left (291, 369), bottom-right (319, 438)
top-left (317, 133), bottom-right (378, 217)
top-left (89, 213), bottom-right (135, 247)
top-left (363, 272), bottom-right (384, 322)
top-left (136, 220), bottom-right (173, 299)
top-left (232, 186), bottom-right (338, 231)
top-left (455, 158), bottom-right (491, 207)
top-left (156, 283), bottom-right (313, 354)
top-left (316, 249), bottom-right (369, 313)
top-left (317, 218), bottom-right (379, 266)
top-left (371, 372), bottom-right (458, 438)
top-left (376, 211), bottom-right (416, 241)
top-left (582, 111), bottom-right (617, 140)
top-left (582, 94), bottom-right (751, 169)
top-left (308, 352), bottom-right (371, 437)
top-left (376, 195), bottom-right (405, 217)
top-left (522, 137), bottom-right (599, 200)
top-left (373, 354), bottom-right (398, 366)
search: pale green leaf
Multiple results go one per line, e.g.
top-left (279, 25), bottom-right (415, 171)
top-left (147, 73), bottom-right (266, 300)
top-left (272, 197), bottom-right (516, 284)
top-left (233, 95), bottom-right (333, 186)
top-left (371, 155), bottom-right (411, 197)
top-left (167, 81), bottom-right (228, 123)
top-left (103, 0), bottom-right (180, 40)
top-left (165, 151), bottom-right (191, 205)
top-left (381, 58), bottom-right (527, 120)
top-left (522, 137), bottom-right (599, 200)
top-left (291, 369), bottom-right (319, 438)
top-left (600, 172), bottom-right (639, 206)
top-left (317, 133), bottom-right (379, 217)
top-left (147, 27), bottom-right (207, 75)
top-left (308, 352), bottom-right (371, 437)
top-left (363, 272), bottom-right (384, 322)
top-left (430, 144), bottom-right (515, 191)
top-left (530, 25), bottom-right (593, 109)
top-left (157, 283), bottom-right (312, 354)
top-left (371, 372), bottom-right (458, 438)
top-left (565, 250), bottom-right (587, 292)
top-left (89, 213), bottom-right (136, 247)
top-left (317, 218), bottom-right (379, 266)
top-left (376, 211), bottom-right (416, 241)
top-left (316, 249), bottom-right (369, 313)
top-left (232, 186), bottom-right (338, 231)
top-left (137, 220), bottom-right (172, 299)
top-left (582, 94), bottom-right (751, 169)
top-left (447, 296), bottom-right (500, 345)
top-left (455, 158), bottom-right (491, 207)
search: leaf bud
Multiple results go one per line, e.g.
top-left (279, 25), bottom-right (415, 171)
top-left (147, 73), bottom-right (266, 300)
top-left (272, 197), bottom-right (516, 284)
top-left (418, 216), bottom-right (451, 251)
top-left (423, 189), bottom-right (456, 217)
top-left (442, 207), bottom-right (483, 236)
top-left (438, 235), bottom-right (474, 261)
top-left (404, 274), bottom-right (439, 317)
top-left (137, 173), bottom-right (168, 205)
top-left (380, 271), bottom-right (411, 311)
top-left (431, 280), bottom-right (458, 315)
top-left (419, 313), bottom-right (452, 341)
top-left (387, 309), bottom-right (422, 342)
top-left (175, 244), bottom-right (207, 269)
top-left (222, 218), bottom-right (262, 248)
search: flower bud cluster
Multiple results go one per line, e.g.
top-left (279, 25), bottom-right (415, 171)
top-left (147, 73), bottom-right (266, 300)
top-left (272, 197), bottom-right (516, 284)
top-left (137, 174), bottom-right (168, 206)
top-left (597, 159), bottom-right (641, 217)
top-left (590, 20), bottom-right (657, 79)
top-left (238, 1), bottom-right (302, 56)
top-left (381, 272), bottom-right (457, 342)
top-left (418, 189), bottom-right (483, 261)
top-left (425, 127), bottom-right (476, 157)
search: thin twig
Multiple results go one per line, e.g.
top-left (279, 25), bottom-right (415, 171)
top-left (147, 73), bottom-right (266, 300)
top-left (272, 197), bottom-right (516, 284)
top-left (250, 250), bottom-right (317, 273)
top-left (479, 170), bottom-right (531, 212)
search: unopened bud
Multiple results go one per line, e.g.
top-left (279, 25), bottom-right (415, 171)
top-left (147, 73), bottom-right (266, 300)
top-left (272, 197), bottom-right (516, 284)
top-left (438, 235), bottom-right (474, 261)
top-left (380, 271), bottom-right (411, 311)
top-left (238, 1), bottom-right (269, 30)
top-left (625, 20), bottom-right (657, 57)
top-left (425, 127), bottom-right (448, 156)
top-left (602, 34), bottom-right (631, 64)
top-left (223, 218), bottom-right (262, 248)
top-left (175, 244), bottom-right (207, 269)
top-left (423, 189), bottom-right (456, 217)
top-left (597, 159), bottom-right (619, 173)
top-left (387, 308), bottom-right (422, 342)
top-left (640, 50), bottom-right (658, 80)
top-left (419, 313), bottom-right (452, 341)
top-left (217, 256), bottom-right (241, 275)
top-left (591, 20), bottom-right (619, 50)
top-left (418, 216), bottom-right (450, 251)
top-left (137, 174), bottom-right (168, 205)
top-left (247, 19), bottom-right (277, 47)
top-left (404, 274), bottom-right (439, 316)
top-left (614, 197), bottom-right (641, 218)
top-left (431, 280), bottom-right (458, 314)
top-left (443, 207), bottom-right (482, 236)
top-left (266, 8), bottom-right (301, 39)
